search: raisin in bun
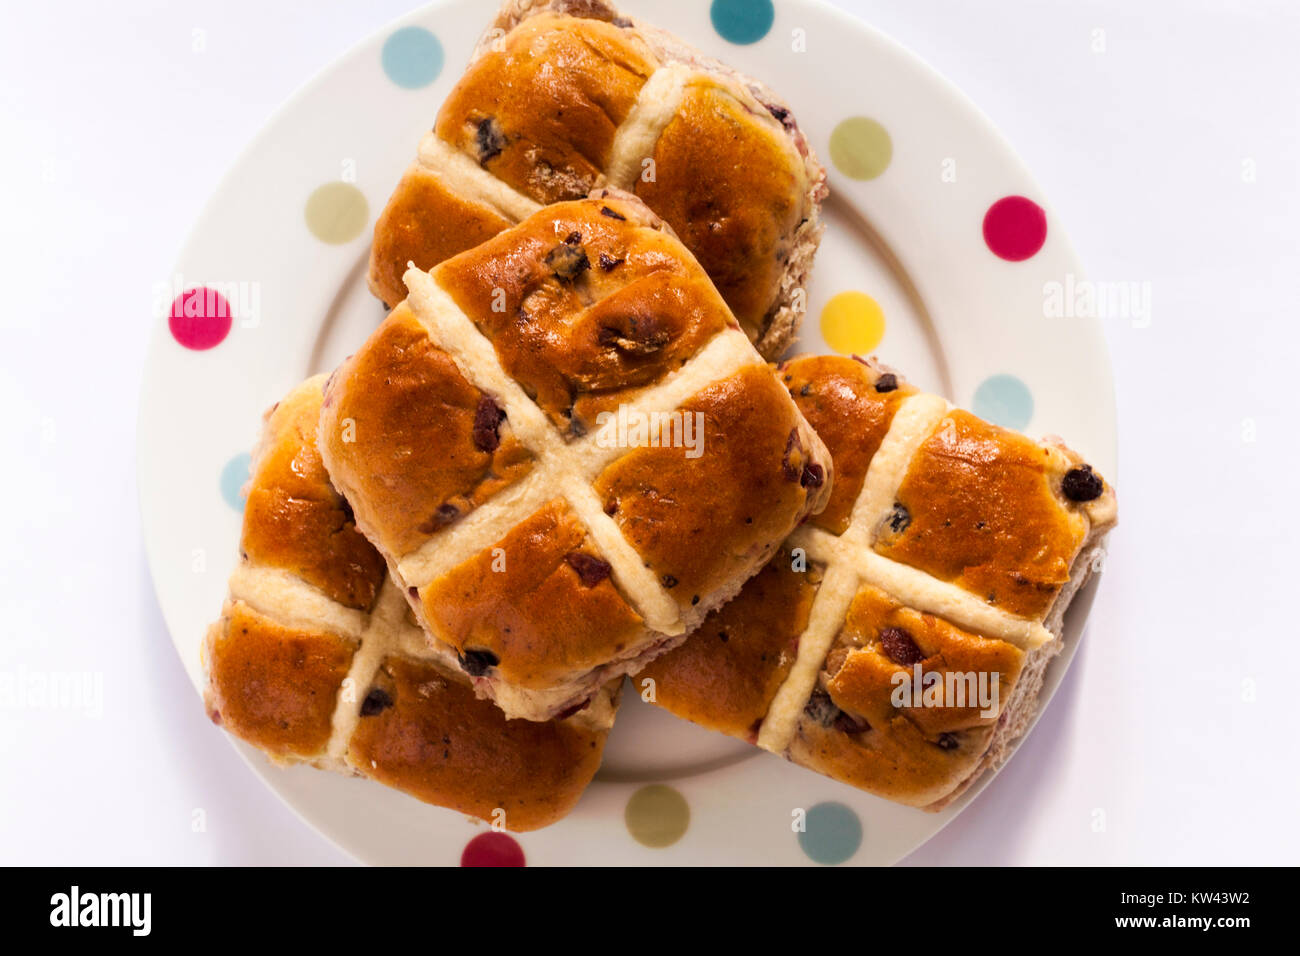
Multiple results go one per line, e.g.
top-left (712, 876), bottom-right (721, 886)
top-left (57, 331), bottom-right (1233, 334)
top-left (368, 0), bottom-right (826, 359)
top-left (639, 355), bottom-right (1117, 809)
top-left (320, 194), bottom-right (832, 723)
top-left (202, 377), bottom-right (617, 832)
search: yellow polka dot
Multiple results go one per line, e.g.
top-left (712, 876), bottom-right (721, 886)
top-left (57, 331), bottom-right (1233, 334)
top-left (829, 117), bottom-right (892, 181)
top-left (820, 291), bottom-right (886, 355)
top-left (624, 785), bottom-right (690, 848)
top-left (305, 182), bottom-right (369, 244)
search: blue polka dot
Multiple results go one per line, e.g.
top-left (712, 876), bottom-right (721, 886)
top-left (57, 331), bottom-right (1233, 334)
top-left (220, 453), bottom-right (251, 512)
top-left (382, 26), bottom-right (444, 89)
top-left (972, 374), bottom-right (1034, 431)
top-left (798, 802), bottom-right (862, 865)
top-left (711, 0), bottom-right (775, 45)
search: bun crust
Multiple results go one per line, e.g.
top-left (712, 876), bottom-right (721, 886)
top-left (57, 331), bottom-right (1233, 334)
top-left (203, 377), bottom-right (616, 831)
top-left (418, 499), bottom-right (647, 688)
top-left (638, 546), bottom-right (815, 741)
top-left (787, 584), bottom-right (1026, 807)
top-left (368, 0), bottom-right (826, 357)
top-left (207, 602), bottom-right (355, 761)
top-left (344, 655), bottom-right (606, 828)
top-left (240, 383), bottom-right (387, 609)
top-left (779, 355), bottom-right (916, 536)
top-left (318, 303), bottom-right (536, 558)
top-left (642, 354), bottom-right (1117, 809)
top-left (874, 409), bottom-right (1088, 619)
top-left (324, 196), bottom-right (832, 722)
top-left (369, 166), bottom-right (515, 309)
top-left (436, 13), bottom-right (657, 205)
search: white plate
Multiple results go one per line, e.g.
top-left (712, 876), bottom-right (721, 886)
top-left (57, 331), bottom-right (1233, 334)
top-left (138, 0), bottom-right (1117, 865)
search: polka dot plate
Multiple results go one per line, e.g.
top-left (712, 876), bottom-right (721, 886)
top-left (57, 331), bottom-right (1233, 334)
top-left (139, 0), bottom-right (1117, 866)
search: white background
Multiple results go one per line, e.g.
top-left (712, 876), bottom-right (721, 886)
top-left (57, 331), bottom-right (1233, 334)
top-left (1, 0), bottom-right (1297, 865)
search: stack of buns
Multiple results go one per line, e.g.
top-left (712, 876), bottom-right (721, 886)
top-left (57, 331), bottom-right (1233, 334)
top-left (202, 0), bottom-right (1116, 832)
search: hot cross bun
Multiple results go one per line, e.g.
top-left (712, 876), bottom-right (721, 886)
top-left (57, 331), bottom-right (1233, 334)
top-left (324, 195), bottom-right (832, 722)
top-left (368, 0), bottom-right (826, 358)
top-left (203, 377), bottom-right (617, 831)
top-left (640, 354), bottom-right (1117, 808)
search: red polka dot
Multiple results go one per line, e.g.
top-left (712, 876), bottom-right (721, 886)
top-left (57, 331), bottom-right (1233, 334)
top-left (169, 287), bottom-right (232, 350)
top-left (982, 196), bottom-right (1047, 262)
top-left (460, 832), bottom-right (525, 867)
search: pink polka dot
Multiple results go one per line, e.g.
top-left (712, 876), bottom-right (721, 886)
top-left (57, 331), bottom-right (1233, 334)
top-left (460, 832), bottom-right (526, 867)
top-left (982, 196), bottom-right (1047, 262)
top-left (169, 287), bottom-right (232, 351)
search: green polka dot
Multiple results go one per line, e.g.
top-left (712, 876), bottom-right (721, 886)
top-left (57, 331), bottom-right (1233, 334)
top-left (829, 117), bottom-right (893, 181)
top-left (305, 182), bottom-right (368, 244)
top-left (972, 374), bottom-right (1034, 431)
top-left (798, 802), bottom-right (862, 865)
top-left (710, 0), bottom-right (774, 45)
top-left (381, 26), bottom-right (444, 89)
top-left (220, 453), bottom-right (251, 512)
top-left (624, 785), bottom-right (690, 848)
